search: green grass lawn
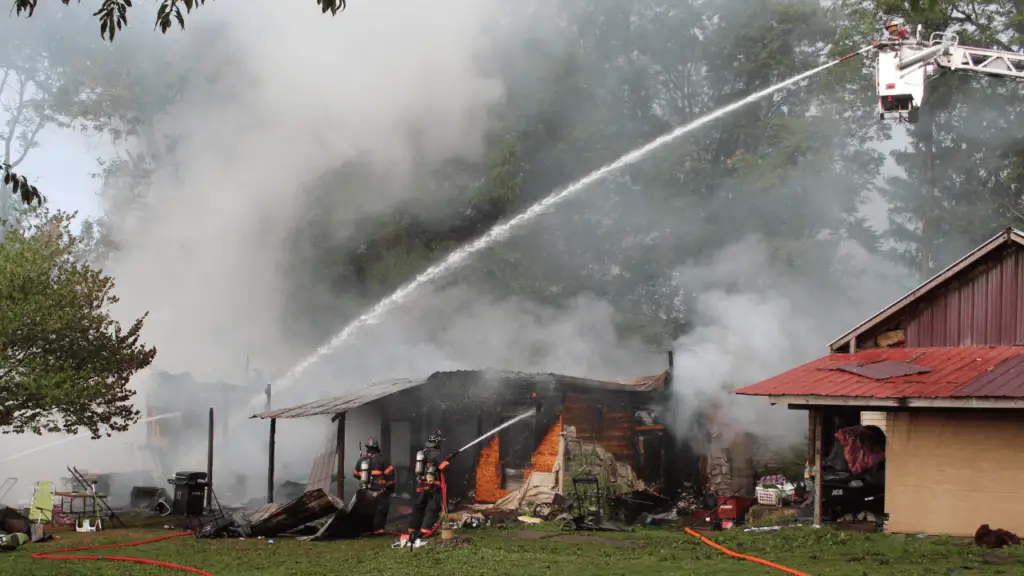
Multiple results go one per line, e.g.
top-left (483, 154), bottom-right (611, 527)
top-left (5, 523), bottom-right (1023, 576)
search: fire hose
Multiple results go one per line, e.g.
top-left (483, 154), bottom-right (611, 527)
top-left (32, 531), bottom-right (213, 575)
top-left (683, 527), bottom-right (812, 576)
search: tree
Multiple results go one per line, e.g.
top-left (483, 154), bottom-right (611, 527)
top-left (0, 10), bottom-right (61, 220)
top-left (1, 163), bottom-right (42, 214)
top-left (13, 0), bottom-right (347, 42)
top-left (3, 0), bottom-right (344, 210)
top-left (0, 74), bottom-right (46, 221)
top-left (0, 208), bottom-right (156, 438)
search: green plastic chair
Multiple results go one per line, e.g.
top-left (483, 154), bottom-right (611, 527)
top-left (27, 480), bottom-right (54, 523)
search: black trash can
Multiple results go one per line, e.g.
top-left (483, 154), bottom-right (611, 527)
top-left (167, 471), bottom-right (208, 516)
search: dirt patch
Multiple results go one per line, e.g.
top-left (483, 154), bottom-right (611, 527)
top-left (508, 530), bottom-right (555, 540)
top-left (549, 534), bottom-right (627, 545)
top-left (980, 552), bottom-right (1017, 565)
top-left (437, 536), bottom-right (473, 549)
top-left (833, 522), bottom-right (881, 534)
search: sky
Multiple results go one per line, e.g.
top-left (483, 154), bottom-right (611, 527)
top-left (17, 126), bottom-right (111, 221)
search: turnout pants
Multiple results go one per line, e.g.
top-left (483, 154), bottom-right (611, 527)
top-left (407, 485), bottom-right (442, 535)
top-left (372, 490), bottom-right (392, 532)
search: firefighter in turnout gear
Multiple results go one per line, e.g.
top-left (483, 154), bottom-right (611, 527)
top-left (352, 438), bottom-right (394, 534)
top-left (405, 430), bottom-right (448, 544)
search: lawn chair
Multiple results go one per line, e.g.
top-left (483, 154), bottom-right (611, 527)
top-left (28, 481), bottom-right (54, 524)
top-left (0, 478), bottom-right (15, 504)
top-left (76, 517), bottom-right (103, 532)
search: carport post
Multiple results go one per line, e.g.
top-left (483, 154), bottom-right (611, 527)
top-left (206, 407), bottom-right (214, 510)
top-left (812, 410), bottom-right (823, 525)
top-left (335, 412), bottom-right (346, 500)
top-left (267, 418), bottom-right (276, 504)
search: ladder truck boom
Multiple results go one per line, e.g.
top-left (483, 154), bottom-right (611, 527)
top-left (939, 43), bottom-right (1024, 79)
top-left (875, 25), bottom-right (1024, 123)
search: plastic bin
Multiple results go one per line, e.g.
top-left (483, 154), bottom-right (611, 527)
top-left (756, 486), bottom-right (782, 507)
top-left (167, 471), bottom-right (207, 516)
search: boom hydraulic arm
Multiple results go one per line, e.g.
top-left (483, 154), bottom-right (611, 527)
top-left (875, 27), bottom-right (1024, 123)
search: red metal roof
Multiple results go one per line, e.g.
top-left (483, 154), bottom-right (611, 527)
top-left (733, 346), bottom-right (1024, 399)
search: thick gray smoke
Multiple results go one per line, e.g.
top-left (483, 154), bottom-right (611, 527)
top-left (0, 0), bottom-right (660, 504)
top-left (670, 235), bottom-right (915, 453)
top-left (105, 0), bottom-right (509, 381)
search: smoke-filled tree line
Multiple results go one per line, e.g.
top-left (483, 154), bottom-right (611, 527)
top-left (281, 0), bottom-right (902, 349)
top-left (2, 0), bottom-right (1024, 436)
top-left (286, 0), bottom-right (1022, 347)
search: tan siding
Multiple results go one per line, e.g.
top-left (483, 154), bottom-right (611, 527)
top-left (885, 411), bottom-right (1024, 536)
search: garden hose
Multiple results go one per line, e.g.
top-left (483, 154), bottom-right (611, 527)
top-left (32, 531), bottom-right (213, 575)
top-left (684, 527), bottom-right (812, 576)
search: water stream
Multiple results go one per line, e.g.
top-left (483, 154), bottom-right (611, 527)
top-left (0, 412), bottom-right (182, 463)
top-left (247, 47), bottom-right (872, 411)
top-left (454, 407), bottom-right (537, 455)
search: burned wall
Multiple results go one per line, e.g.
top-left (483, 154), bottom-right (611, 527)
top-left (561, 392), bottom-right (635, 465)
top-left (317, 373), bottom-right (674, 503)
top-left (475, 417), bottom-right (563, 504)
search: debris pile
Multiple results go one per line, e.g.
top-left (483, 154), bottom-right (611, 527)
top-left (975, 524), bottom-right (1021, 549)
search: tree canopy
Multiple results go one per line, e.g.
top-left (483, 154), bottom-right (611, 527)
top-left (0, 209), bottom-right (156, 438)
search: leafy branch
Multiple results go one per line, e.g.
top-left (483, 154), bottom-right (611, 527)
top-left (12, 0), bottom-right (348, 42)
top-left (2, 162), bottom-right (43, 207)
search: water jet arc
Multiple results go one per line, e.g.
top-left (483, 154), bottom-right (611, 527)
top-left (247, 46), bottom-right (872, 411)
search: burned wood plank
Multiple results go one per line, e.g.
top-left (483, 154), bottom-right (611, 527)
top-left (247, 488), bottom-right (343, 537)
top-left (298, 488), bottom-right (380, 541)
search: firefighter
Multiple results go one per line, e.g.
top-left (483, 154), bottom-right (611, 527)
top-left (352, 437), bottom-right (394, 534)
top-left (885, 20), bottom-right (909, 40)
top-left (405, 430), bottom-right (448, 543)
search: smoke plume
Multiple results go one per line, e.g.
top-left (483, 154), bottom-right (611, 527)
top-left (669, 235), bottom-right (915, 453)
top-left (0, 0), bottom-right (661, 503)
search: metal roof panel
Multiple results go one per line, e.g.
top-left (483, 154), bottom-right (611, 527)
top-left (734, 346), bottom-right (1024, 399)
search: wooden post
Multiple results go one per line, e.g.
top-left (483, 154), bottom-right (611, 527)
top-left (381, 412), bottom-right (392, 463)
top-left (807, 410), bottom-right (817, 468)
top-left (812, 410), bottom-right (823, 526)
top-left (206, 407), bottom-right (214, 509)
top-left (335, 413), bottom-right (346, 500)
top-left (267, 418), bottom-right (276, 504)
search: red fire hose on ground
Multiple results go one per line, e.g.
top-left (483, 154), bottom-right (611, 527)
top-left (31, 531), bottom-right (213, 575)
top-left (683, 527), bottom-right (812, 576)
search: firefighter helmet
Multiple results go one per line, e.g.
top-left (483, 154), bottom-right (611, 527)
top-left (365, 438), bottom-right (381, 452)
top-left (426, 430), bottom-right (444, 448)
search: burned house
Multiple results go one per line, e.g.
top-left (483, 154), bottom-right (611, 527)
top-left (251, 365), bottom-right (694, 507)
top-left (734, 228), bottom-right (1024, 537)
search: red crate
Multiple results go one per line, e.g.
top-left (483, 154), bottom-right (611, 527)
top-left (714, 496), bottom-right (756, 521)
